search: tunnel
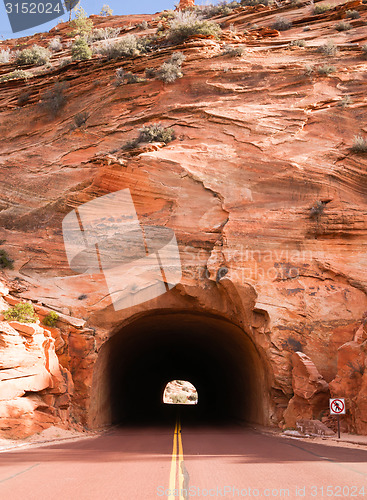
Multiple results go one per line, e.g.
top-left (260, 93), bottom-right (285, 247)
top-left (89, 311), bottom-right (269, 428)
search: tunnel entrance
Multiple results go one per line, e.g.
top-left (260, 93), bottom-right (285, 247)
top-left (89, 311), bottom-right (269, 428)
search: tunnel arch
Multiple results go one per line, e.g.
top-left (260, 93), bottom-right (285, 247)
top-left (88, 310), bottom-right (270, 428)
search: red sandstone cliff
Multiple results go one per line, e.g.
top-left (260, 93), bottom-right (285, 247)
top-left (0, 1), bottom-right (366, 437)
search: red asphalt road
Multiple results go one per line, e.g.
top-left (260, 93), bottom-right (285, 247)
top-left (0, 425), bottom-right (366, 500)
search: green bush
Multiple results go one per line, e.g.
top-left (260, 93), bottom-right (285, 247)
top-left (15, 45), bottom-right (51, 66)
top-left (0, 249), bottom-right (13, 269)
top-left (313, 4), bottom-right (332, 14)
top-left (43, 311), bottom-right (59, 327)
top-left (167, 11), bottom-right (221, 44)
top-left (317, 40), bottom-right (337, 56)
top-left (335, 21), bottom-right (352, 31)
top-left (3, 303), bottom-right (38, 323)
top-left (0, 69), bottom-right (29, 82)
top-left (345, 9), bottom-right (360, 19)
top-left (351, 135), bottom-right (367, 153)
top-left (39, 81), bottom-right (68, 117)
top-left (156, 52), bottom-right (186, 83)
top-left (71, 37), bottom-right (92, 61)
top-left (272, 17), bottom-right (292, 31)
top-left (100, 4), bottom-right (113, 16)
top-left (202, 1), bottom-right (240, 18)
top-left (70, 17), bottom-right (93, 37)
top-left (93, 35), bottom-right (141, 59)
top-left (138, 123), bottom-right (175, 143)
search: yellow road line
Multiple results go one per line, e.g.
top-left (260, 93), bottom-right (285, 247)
top-left (168, 418), bottom-right (178, 500)
top-left (177, 417), bottom-right (185, 500)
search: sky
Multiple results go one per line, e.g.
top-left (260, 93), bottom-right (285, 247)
top-left (0, 0), bottom-right (209, 40)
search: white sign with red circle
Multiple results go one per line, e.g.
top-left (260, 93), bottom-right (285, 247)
top-left (330, 398), bottom-right (346, 415)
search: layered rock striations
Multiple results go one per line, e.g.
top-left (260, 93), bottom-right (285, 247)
top-left (0, 1), bottom-right (366, 436)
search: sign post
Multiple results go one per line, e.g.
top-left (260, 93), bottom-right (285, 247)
top-left (329, 398), bottom-right (345, 438)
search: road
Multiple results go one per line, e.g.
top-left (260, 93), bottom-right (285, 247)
top-left (0, 419), bottom-right (366, 500)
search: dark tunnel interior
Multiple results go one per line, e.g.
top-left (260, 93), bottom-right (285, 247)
top-left (98, 312), bottom-right (267, 427)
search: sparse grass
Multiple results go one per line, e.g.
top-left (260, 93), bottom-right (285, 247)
top-left (335, 21), bottom-right (352, 31)
top-left (71, 37), bottom-right (92, 61)
top-left (138, 20), bottom-right (148, 30)
top-left (201, 1), bottom-right (240, 18)
top-left (351, 135), bottom-right (367, 153)
top-left (290, 39), bottom-right (306, 47)
top-left (313, 4), bottom-right (332, 14)
top-left (304, 64), bottom-right (314, 75)
top-left (345, 9), bottom-right (360, 19)
top-left (145, 67), bottom-right (156, 78)
top-left (222, 44), bottom-right (244, 56)
top-left (0, 69), bottom-right (29, 82)
top-left (0, 48), bottom-right (11, 63)
top-left (156, 52), bottom-right (186, 83)
top-left (15, 45), bottom-right (51, 66)
top-left (338, 95), bottom-right (353, 107)
top-left (317, 64), bottom-right (336, 75)
top-left (43, 311), bottom-right (59, 327)
top-left (73, 111), bottom-right (89, 128)
top-left (48, 37), bottom-right (62, 52)
top-left (309, 201), bottom-right (326, 218)
top-left (272, 17), bottom-right (292, 31)
top-left (39, 81), bottom-right (68, 117)
top-left (317, 40), bottom-right (337, 56)
top-left (3, 303), bottom-right (38, 323)
top-left (0, 249), bottom-right (13, 269)
top-left (93, 34), bottom-right (140, 59)
top-left (88, 27), bottom-right (121, 42)
top-left (138, 123), bottom-right (175, 143)
top-left (167, 11), bottom-right (221, 44)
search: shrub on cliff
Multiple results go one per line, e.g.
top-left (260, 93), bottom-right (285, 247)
top-left (156, 52), bottom-right (186, 83)
top-left (272, 17), bottom-right (292, 31)
top-left (167, 11), bottom-right (221, 43)
top-left (3, 303), bottom-right (38, 323)
top-left (93, 35), bottom-right (141, 59)
top-left (313, 4), bottom-right (332, 14)
top-left (43, 311), bottom-right (59, 327)
top-left (317, 40), bottom-right (337, 56)
top-left (335, 21), bottom-right (352, 31)
top-left (351, 135), bottom-right (367, 153)
top-left (69, 7), bottom-right (93, 36)
top-left (0, 249), bottom-right (13, 269)
top-left (39, 81), bottom-right (68, 117)
top-left (88, 27), bottom-right (121, 42)
top-left (0, 69), bottom-right (29, 82)
top-left (71, 37), bottom-right (92, 61)
top-left (138, 123), bottom-right (175, 143)
top-left (15, 45), bottom-right (51, 66)
top-left (362, 44), bottom-right (367, 57)
top-left (48, 37), bottom-right (63, 52)
top-left (0, 48), bottom-right (11, 63)
top-left (202, 1), bottom-right (240, 18)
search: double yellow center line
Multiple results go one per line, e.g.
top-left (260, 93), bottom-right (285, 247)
top-left (168, 416), bottom-right (186, 500)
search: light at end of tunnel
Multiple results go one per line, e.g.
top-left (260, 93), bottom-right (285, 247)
top-left (163, 380), bottom-right (198, 405)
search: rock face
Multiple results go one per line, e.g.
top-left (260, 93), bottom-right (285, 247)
top-left (178, 0), bottom-right (195, 9)
top-left (0, 288), bottom-right (74, 438)
top-left (283, 352), bottom-right (329, 428)
top-left (0, 2), bottom-right (366, 436)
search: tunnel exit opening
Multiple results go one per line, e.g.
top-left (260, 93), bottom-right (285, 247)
top-left (89, 311), bottom-right (269, 428)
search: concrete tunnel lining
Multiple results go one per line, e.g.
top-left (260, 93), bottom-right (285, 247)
top-left (89, 311), bottom-right (269, 428)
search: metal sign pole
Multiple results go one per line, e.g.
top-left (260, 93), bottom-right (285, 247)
top-left (337, 415), bottom-right (340, 439)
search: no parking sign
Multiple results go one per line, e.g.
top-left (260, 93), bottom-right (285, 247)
top-left (330, 398), bottom-right (346, 415)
